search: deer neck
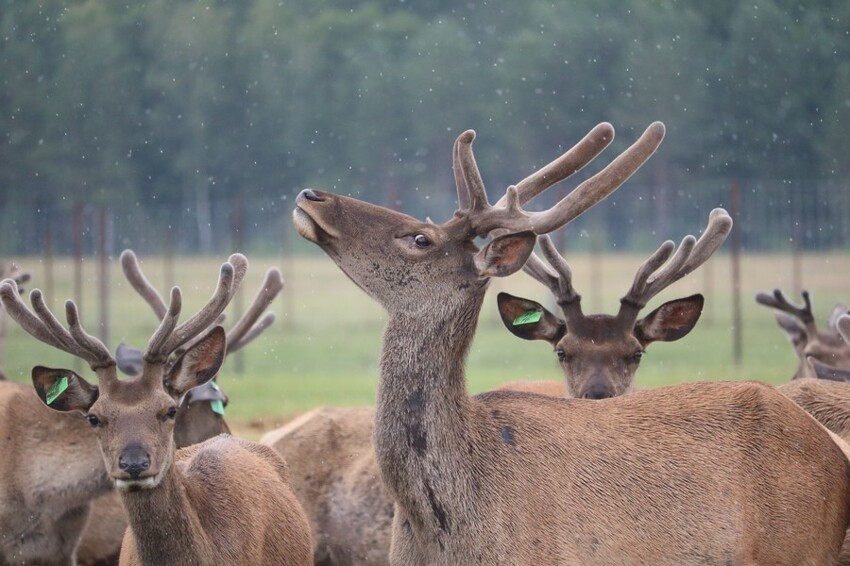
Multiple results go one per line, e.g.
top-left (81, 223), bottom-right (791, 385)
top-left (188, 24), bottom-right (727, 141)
top-left (119, 457), bottom-right (208, 564)
top-left (374, 290), bottom-right (482, 531)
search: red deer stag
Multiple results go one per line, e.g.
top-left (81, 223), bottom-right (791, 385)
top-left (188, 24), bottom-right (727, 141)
top-left (76, 250), bottom-right (285, 566)
top-left (0, 255), bottom-right (311, 566)
top-left (756, 288), bottom-right (850, 378)
top-left (293, 121), bottom-right (850, 565)
top-left (496, 208), bottom-right (730, 399)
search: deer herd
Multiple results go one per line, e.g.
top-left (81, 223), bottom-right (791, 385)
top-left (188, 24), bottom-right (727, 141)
top-left (0, 121), bottom-right (848, 565)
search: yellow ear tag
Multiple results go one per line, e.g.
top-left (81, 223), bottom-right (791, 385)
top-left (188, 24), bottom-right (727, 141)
top-left (46, 376), bottom-right (69, 405)
top-left (512, 310), bottom-right (542, 326)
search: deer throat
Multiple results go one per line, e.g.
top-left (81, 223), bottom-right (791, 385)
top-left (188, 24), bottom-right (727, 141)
top-left (373, 295), bottom-right (481, 533)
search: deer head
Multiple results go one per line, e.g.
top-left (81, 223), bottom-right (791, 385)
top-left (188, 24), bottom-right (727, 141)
top-left (115, 250), bottom-right (283, 447)
top-left (498, 208), bottom-right (731, 399)
top-left (293, 122), bottom-right (666, 316)
top-left (0, 255), bottom-right (246, 491)
top-left (756, 289), bottom-right (850, 379)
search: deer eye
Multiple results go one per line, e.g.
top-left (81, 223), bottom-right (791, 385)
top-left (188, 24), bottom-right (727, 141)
top-left (556, 349), bottom-right (568, 362)
top-left (629, 351), bottom-right (644, 364)
top-left (87, 414), bottom-right (102, 428)
top-left (413, 234), bottom-right (432, 248)
top-left (164, 406), bottom-right (178, 421)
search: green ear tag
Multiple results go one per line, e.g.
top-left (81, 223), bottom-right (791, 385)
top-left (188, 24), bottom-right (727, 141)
top-left (46, 376), bottom-right (69, 406)
top-left (210, 399), bottom-right (225, 416)
top-left (210, 381), bottom-right (220, 391)
top-left (512, 309), bottom-right (543, 326)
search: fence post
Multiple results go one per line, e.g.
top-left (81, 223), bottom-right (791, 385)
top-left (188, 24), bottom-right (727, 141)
top-left (729, 180), bottom-right (743, 366)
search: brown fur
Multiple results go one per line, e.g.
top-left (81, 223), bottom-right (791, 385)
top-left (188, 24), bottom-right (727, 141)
top-left (0, 379), bottom-right (110, 566)
top-left (294, 182), bottom-right (850, 564)
top-left (117, 435), bottom-right (311, 566)
top-left (262, 407), bottom-right (393, 566)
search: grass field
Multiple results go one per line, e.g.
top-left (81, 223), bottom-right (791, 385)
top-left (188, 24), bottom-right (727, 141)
top-left (0, 251), bottom-right (847, 436)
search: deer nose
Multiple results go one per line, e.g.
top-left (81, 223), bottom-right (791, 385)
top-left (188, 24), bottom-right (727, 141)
top-left (299, 188), bottom-right (324, 202)
top-left (118, 444), bottom-right (151, 479)
top-left (582, 383), bottom-right (614, 400)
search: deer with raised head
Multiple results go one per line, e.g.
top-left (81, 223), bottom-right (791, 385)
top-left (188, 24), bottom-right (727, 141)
top-left (293, 121), bottom-right (850, 564)
top-left (496, 208), bottom-right (729, 399)
top-left (0, 255), bottom-right (312, 566)
top-left (757, 288), bottom-right (850, 379)
top-left (76, 250), bottom-right (285, 566)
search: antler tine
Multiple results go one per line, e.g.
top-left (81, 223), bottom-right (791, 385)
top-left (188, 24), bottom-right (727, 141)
top-left (145, 287), bottom-right (182, 362)
top-left (158, 258), bottom-right (242, 356)
top-left (755, 288), bottom-right (817, 336)
top-left (0, 281), bottom-right (77, 355)
top-left (523, 235), bottom-right (581, 303)
top-left (494, 122), bottom-right (615, 208)
top-left (226, 267), bottom-right (283, 354)
top-left (226, 253), bottom-right (249, 301)
top-left (469, 122), bottom-right (665, 237)
top-left (618, 208), bottom-right (732, 326)
top-left (620, 241), bottom-right (677, 310)
top-left (453, 134), bottom-right (471, 210)
top-left (0, 280), bottom-right (117, 374)
top-left (455, 130), bottom-right (491, 213)
top-left (121, 249), bottom-right (167, 320)
top-left (64, 300), bottom-right (117, 371)
top-left (227, 312), bottom-right (275, 355)
top-left (837, 314), bottom-right (850, 343)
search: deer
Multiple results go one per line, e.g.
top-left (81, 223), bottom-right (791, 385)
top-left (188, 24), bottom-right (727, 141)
top-left (495, 208), bottom-right (729, 400)
top-left (75, 250), bottom-right (285, 566)
top-left (293, 120), bottom-right (850, 564)
top-left (756, 288), bottom-right (850, 379)
top-left (776, 314), bottom-right (850, 439)
top-left (261, 406), bottom-right (393, 566)
top-left (0, 255), bottom-right (312, 566)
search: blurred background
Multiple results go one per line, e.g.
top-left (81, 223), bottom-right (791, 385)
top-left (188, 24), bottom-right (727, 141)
top-left (1, 0), bottom-right (848, 430)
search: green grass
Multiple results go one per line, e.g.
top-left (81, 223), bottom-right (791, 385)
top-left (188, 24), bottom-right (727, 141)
top-left (1, 251), bottom-right (847, 434)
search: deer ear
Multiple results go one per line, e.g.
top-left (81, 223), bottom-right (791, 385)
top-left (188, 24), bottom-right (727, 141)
top-left (32, 366), bottom-right (99, 413)
top-left (807, 356), bottom-right (850, 382)
top-left (115, 343), bottom-right (144, 376)
top-left (634, 294), bottom-right (704, 346)
top-left (474, 231), bottom-right (536, 279)
top-left (838, 315), bottom-right (850, 343)
top-left (827, 304), bottom-right (849, 331)
top-left (497, 292), bottom-right (566, 343)
top-left (163, 326), bottom-right (226, 399)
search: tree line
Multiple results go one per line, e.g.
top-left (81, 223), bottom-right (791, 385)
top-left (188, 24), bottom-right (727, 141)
top-left (1, 0), bottom-right (848, 254)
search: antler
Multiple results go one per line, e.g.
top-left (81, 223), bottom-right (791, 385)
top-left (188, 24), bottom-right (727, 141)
top-left (0, 281), bottom-right (117, 378)
top-left (522, 235), bottom-right (583, 322)
top-left (0, 264), bottom-right (31, 293)
top-left (122, 249), bottom-right (280, 358)
top-left (453, 122), bottom-right (665, 237)
top-left (617, 208), bottom-right (733, 326)
top-left (755, 289), bottom-right (818, 338)
top-left (225, 267), bottom-right (284, 355)
top-left (144, 254), bottom-right (247, 364)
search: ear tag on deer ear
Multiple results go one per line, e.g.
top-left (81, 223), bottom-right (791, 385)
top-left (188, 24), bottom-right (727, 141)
top-left (46, 376), bottom-right (69, 405)
top-left (513, 310), bottom-right (542, 326)
top-left (210, 399), bottom-right (225, 416)
top-left (210, 381), bottom-right (220, 392)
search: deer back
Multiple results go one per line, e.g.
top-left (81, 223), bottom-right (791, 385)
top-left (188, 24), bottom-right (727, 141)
top-left (262, 406), bottom-right (393, 566)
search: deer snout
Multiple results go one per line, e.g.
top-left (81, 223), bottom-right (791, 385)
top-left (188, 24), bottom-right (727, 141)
top-left (581, 379), bottom-right (614, 400)
top-left (118, 444), bottom-right (151, 479)
top-left (298, 188), bottom-right (325, 202)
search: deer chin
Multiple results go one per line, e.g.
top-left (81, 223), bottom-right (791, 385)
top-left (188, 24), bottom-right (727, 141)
top-left (293, 205), bottom-right (337, 245)
top-left (114, 470), bottom-right (165, 492)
